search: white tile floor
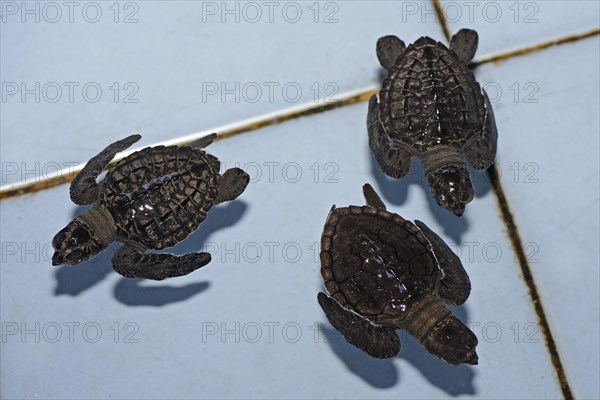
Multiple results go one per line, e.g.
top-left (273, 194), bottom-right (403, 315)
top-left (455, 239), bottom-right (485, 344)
top-left (1, 1), bottom-right (598, 399)
top-left (440, 0), bottom-right (599, 56)
top-left (1, 1), bottom-right (441, 185)
top-left (475, 36), bottom-right (600, 398)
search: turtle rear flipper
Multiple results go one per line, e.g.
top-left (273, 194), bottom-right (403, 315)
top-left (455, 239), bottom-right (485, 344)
top-left (421, 315), bottom-right (478, 365)
top-left (317, 292), bottom-right (400, 359)
top-left (465, 88), bottom-right (498, 170)
top-left (414, 220), bottom-right (471, 305)
top-left (214, 168), bottom-right (250, 205)
top-left (362, 183), bottom-right (386, 210)
top-left (70, 134), bottom-right (141, 205)
top-left (112, 245), bottom-right (211, 281)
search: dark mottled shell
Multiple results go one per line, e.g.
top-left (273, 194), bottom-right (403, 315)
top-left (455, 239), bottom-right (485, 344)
top-left (320, 206), bottom-right (440, 324)
top-left (100, 145), bottom-right (220, 249)
top-left (380, 37), bottom-right (484, 153)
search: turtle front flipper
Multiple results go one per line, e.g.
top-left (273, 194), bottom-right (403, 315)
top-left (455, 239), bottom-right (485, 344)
top-left (112, 245), bottom-right (211, 281)
top-left (70, 134), bottom-right (141, 205)
top-left (367, 95), bottom-right (412, 179)
top-left (188, 133), bottom-right (217, 149)
top-left (376, 35), bottom-right (406, 70)
top-left (362, 183), bottom-right (386, 210)
top-left (214, 168), bottom-right (250, 205)
top-left (449, 29), bottom-right (478, 63)
top-left (317, 292), bottom-right (400, 359)
top-left (414, 220), bottom-right (471, 305)
top-left (464, 88), bottom-right (498, 170)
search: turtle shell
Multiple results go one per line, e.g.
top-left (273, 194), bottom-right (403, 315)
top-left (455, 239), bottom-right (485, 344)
top-left (320, 205), bottom-right (440, 324)
top-left (99, 145), bottom-right (220, 249)
top-left (379, 36), bottom-right (485, 153)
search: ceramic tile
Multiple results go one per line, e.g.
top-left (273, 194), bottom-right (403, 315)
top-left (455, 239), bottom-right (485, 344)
top-left (1, 103), bottom-right (561, 399)
top-left (1, 0), bottom-right (442, 185)
top-left (4, 1), bottom-right (598, 397)
top-left (440, 0), bottom-right (599, 57)
top-left (473, 36), bottom-right (600, 399)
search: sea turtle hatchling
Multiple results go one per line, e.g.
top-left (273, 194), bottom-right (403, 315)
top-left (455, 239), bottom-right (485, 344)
top-left (52, 134), bottom-right (249, 280)
top-left (318, 184), bottom-right (478, 365)
top-left (368, 29), bottom-right (498, 216)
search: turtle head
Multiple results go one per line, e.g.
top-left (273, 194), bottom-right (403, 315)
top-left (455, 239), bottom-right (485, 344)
top-left (425, 165), bottom-right (474, 216)
top-left (422, 315), bottom-right (479, 365)
top-left (52, 217), bottom-right (106, 266)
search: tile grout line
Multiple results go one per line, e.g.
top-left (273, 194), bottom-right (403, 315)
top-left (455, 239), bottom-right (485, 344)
top-left (486, 166), bottom-right (573, 400)
top-left (0, 18), bottom-right (593, 392)
top-left (1, 28), bottom-right (598, 203)
top-left (0, 87), bottom-right (377, 200)
top-left (429, 1), bottom-right (580, 398)
top-left (432, 0), bottom-right (452, 42)
top-left (472, 27), bottom-right (600, 67)
top-left (1, 8), bottom-right (596, 397)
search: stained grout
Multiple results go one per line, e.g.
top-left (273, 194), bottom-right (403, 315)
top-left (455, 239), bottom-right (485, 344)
top-left (0, 88), bottom-right (377, 200)
top-left (0, 12), bottom-right (596, 399)
top-left (487, 166), bottom-right (574, 400)
top-left (418, 1), bottom-right (591, 397)
top-left (1, 25), bottom-right (599, 206)
top-left (432, 0), bottom-right (452, 42)
top-left (427, 3), bottom-right (582, 399)
top-left (472, 27), bottom-right (600, 67)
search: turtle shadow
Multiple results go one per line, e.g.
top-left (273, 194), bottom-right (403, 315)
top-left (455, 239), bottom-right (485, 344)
top-left (53, 201), bottom-right (248, 306)
top-left (319, 324), bottom-right (399, 389)
top-left (377, 67), bottom-right (387, 84)
top-left (113, 280), bottom-right (211, 307)
top-left (112, 200), bottom-right (248, 307)
top-left (320, 304), bottom-right (476, 395)
top-left (470, 166), bottom-right (493, 198)
top-left (53, 243), bottom-right (116, 296)
top-left (398, 336), bottom-right (476, 396)
top-left (369, 152), bottom-right (485, 244)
